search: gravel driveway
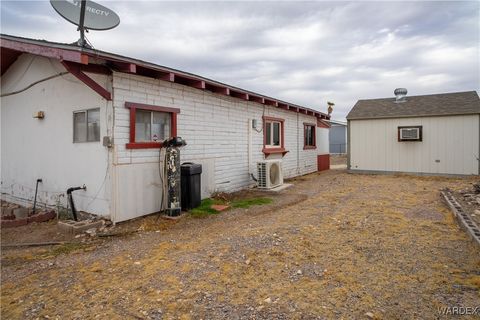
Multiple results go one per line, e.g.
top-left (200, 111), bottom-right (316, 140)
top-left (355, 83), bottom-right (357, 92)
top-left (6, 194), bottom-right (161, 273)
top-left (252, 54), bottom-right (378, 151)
top-left (2, 170), bottom-right (479, 319)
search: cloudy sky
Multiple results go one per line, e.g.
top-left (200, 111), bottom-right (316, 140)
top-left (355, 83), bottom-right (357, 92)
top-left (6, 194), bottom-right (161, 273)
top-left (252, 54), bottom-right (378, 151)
top-left (1, 1), bottom-right (479, 120)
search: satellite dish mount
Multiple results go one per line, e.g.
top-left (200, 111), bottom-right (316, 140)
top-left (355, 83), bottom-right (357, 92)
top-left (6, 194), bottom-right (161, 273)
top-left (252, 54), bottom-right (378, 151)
top-left (77, 0), bottom-right (88, 47)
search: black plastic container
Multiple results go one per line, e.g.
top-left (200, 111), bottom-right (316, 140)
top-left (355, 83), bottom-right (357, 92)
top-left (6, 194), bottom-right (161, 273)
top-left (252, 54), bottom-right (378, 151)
top-left (181, 163), bottom-right (202, 211)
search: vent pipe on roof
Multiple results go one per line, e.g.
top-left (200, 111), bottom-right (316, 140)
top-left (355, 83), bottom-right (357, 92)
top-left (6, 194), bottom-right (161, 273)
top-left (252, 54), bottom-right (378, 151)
top-left (394, 88), bottom-right (407, 103)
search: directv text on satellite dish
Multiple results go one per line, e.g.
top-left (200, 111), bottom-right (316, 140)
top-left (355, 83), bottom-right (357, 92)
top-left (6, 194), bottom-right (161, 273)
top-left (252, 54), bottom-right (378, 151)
top-left (66, 0), bottom-right (110, 17)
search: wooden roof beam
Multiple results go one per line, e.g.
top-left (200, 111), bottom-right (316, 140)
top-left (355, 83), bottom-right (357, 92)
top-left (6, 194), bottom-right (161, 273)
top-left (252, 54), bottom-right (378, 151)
top-left (249, 95), bottom-right (265, 104)
top-left (61, 61), bottom-right (111, 100)
top-left (265, 99), bottom-right (278, 107)
top-left (174, 75), bottom-right (205, 89)
top-left (230, 90), bottom-right (249, 100)
top-left (158, 72), bottom-right (175, 82)
top-left (109, 61), bottom-right (136, 73)
top-left (205, 83), bottom-right (230, 95)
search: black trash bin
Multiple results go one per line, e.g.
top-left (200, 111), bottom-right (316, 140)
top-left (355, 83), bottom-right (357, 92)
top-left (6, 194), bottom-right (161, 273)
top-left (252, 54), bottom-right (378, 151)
top-left (181, 163), bottom-right (202, 211)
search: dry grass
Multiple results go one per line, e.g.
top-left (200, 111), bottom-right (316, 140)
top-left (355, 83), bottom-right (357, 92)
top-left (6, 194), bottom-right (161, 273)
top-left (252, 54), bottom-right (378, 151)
top-left (1, 171), bottom-right (479, 319)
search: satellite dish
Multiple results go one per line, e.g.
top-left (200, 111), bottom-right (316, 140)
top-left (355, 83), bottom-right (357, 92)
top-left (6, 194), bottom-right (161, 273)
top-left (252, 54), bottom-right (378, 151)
top-left (50, 0), bottom-right (120, 30)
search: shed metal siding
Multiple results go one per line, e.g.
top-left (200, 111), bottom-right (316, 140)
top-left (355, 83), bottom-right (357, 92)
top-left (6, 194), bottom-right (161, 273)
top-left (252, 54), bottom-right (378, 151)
top-left (349, 115), bottom-right (479, 175)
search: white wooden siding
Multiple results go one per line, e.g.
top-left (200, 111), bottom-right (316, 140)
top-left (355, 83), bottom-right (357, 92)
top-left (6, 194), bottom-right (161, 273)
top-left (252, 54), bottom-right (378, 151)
top-left (349, 115), bottom-right (479, 175)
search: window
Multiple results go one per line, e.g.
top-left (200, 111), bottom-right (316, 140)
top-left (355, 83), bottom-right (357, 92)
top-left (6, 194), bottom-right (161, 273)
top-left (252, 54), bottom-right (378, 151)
top-left (135, 110), bottom-right (171, 142)
top-left (73, 108), bottom-right (100, 142)
top-left (304, 123), bottom-right (316, 149)
top-left (265, 121), bottom-right (281, 147)
top-left (125, 102), bottom-right (180, 149)
top-left (262, 116), bottom-right (288, 156)
top-left (398, 126), bottom-right (422, 141)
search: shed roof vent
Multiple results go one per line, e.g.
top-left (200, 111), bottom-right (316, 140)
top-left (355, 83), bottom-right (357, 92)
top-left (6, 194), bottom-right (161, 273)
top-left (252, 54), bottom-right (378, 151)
top-left (394, 88), bottom-right (407, 103)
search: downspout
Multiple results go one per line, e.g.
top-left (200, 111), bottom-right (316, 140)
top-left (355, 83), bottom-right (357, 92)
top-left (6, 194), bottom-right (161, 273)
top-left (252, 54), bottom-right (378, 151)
top-left (248, 118), bottom-right (258, 182)
top-left (109, 74), bottom-right (116, 224)
top-left (296, 113), bottom-right (300, 174)
top-left (248, 119), bottom-right (252, 176)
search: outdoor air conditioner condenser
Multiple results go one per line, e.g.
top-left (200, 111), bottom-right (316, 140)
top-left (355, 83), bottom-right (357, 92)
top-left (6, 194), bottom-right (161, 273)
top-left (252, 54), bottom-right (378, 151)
top-left (257, 160), bottom-right (284, 189)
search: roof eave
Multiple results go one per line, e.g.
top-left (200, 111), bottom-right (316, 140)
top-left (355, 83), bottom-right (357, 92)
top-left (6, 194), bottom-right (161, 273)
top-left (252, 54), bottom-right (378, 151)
top-left (0, 33), bottom-right (330, 120)
top-left (347, 112), bottom-right (480, 121)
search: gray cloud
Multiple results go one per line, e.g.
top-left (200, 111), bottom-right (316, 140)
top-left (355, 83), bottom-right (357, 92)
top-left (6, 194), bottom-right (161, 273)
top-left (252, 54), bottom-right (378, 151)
top-left (1, 1), bottom-right (478, 120)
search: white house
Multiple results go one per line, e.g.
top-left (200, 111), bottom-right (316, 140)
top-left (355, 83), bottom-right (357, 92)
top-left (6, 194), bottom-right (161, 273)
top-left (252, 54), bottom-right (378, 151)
top-left (0, 34), bottom-right (330, 223)
top-left (346, 89), bottom-right (480, 176)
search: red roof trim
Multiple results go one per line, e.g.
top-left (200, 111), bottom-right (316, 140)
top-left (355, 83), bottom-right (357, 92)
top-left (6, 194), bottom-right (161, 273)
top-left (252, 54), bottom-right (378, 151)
top-left (1, 38), bottom-right (88, 65)
top-left (125, 102), bottom-right (180, 114)
top-left (0, 34), bottom-right (330, 120)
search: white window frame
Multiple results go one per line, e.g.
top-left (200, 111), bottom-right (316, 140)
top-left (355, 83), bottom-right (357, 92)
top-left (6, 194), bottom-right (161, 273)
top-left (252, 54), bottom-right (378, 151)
top-left (265, 120), bottom-right (282, 148)
top-left (73, 108), bottom-right (100, 143)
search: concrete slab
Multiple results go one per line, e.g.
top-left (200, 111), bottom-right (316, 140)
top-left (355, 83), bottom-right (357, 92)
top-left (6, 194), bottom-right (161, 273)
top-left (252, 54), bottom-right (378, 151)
top-left (58, 219), bottom-right (104, 235)
top-left (13, 207), bottom-right (29, 219)
top-left (161, 213), bottom-right (187, 220)
top-left (260, 183), bottom-right (293, 193)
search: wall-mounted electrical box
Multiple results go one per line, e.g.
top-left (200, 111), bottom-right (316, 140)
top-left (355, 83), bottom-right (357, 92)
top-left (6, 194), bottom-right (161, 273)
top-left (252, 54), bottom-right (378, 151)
top-left (252, 119), bottom-right (258, 129)
top-left (103, 136), bottom-right (113, 148)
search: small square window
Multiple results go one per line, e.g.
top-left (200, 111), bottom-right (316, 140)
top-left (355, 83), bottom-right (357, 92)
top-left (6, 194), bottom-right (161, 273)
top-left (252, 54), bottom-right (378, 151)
top-left (265, 121), bottom-right (282, 147)
top-left (73, 108), bottom-right (100, 143)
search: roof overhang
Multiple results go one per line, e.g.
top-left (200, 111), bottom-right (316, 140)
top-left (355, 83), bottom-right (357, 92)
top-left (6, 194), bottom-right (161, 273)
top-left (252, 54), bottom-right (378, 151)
top-left (347, 113), bottom-right (480, 121)
top-left (0, 34), bottom-right (330, 120)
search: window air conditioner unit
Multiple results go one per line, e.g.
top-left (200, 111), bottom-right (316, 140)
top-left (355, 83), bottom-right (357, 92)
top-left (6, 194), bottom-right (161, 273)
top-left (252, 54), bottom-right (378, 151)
top-left (257, 160), bottom-right (283, 189)
top-left (398, 126), bottom-right (422, 141)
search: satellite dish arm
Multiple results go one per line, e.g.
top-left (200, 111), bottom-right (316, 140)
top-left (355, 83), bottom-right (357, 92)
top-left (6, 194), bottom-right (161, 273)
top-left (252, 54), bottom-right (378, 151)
top-left (78, 0), bottom-right (87, 47)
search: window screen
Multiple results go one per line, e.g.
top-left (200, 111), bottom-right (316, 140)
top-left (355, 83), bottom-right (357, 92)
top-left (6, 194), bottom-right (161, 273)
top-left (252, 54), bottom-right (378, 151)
top-left (305, 125), bottom-right (315, 146)
top-left (272, 122), bottom-right (280, 146)
top-left (152, 112), bottom-right (171, 142)
top-left (87, 109), bottom-right (100, 142)
top-left (135, 110), bottom-right (151, 142)
top-left (136, 110), bottom-right (172, 142)
top-left (73, 112), bottom-right (86, 142)
top-left (73, 108), bottom-right (100, 143)
top-left (266, 123), bottom-right (272, 146)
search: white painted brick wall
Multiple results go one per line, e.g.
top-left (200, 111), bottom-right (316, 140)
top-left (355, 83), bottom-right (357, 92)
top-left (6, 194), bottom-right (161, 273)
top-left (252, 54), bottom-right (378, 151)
top-left (112, 72), bottom-right (322, 194)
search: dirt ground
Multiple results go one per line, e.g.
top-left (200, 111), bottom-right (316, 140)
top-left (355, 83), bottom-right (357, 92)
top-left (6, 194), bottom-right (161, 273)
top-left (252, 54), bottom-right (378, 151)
top-left (330, 154), bottom-right (347, 166)
top-left (1, 170), bottom-right (479, 319)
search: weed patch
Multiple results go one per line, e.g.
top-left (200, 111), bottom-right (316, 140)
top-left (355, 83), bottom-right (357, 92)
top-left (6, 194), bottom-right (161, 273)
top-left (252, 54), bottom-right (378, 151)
top-left (190, 197), bottom-right (273, 217)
